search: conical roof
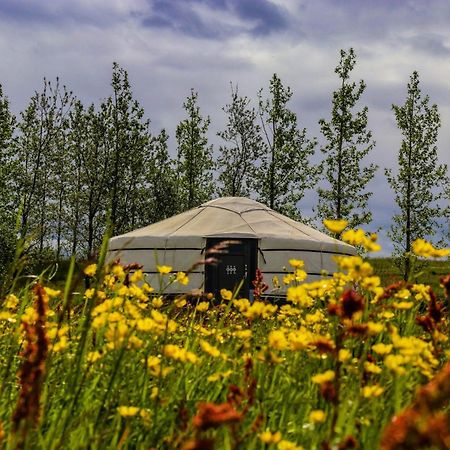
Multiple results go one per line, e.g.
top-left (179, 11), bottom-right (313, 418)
top-left (109, 197), bottom-right (354, 254)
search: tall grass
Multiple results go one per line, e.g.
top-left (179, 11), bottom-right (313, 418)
top-left (0, 237), bottom-right (449, 449)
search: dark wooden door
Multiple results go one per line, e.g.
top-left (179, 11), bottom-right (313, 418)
top-left (205, 238), bottom-right (257, 299)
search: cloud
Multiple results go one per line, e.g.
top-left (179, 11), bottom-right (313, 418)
top-left (142, 0), bottom-right (289, 38)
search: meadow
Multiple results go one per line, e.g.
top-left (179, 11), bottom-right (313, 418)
top-left (0, 228), bottom-right (449, 450)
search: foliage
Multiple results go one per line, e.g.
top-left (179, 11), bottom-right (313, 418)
top-left (317, 48), bottom-right (377, 229)
top-left (0, 234), bottom-right (449, 449)
top-left (176, 90), bottom-right (215, 211)
top-left (386, 71), bottom-right (448, 280)
top-left (0, 83), bottom-right (16, 281)
top-left (217, 84), bottom-right (264, 197)
top-left (255, 74), bottom-right (317, 220)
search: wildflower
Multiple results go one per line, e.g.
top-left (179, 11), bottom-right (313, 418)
top-left (338, 348), bottom-right (352, 362)
top-left (199, 340), bottom-right (221, 358)
top-left (142, 283), bottom-right (154, 294)
top-left (286, 286), bottom-right (313, 307)
top-left (220, 289), bottom-right (233, 300)
top-left (5, 294), bottom-right (19, 309)
top-left (174, 298), bottom-right (187, 308)
top-left (362, 385), bottom-right (384, 398)
top-left (289, 259), bottom-right (304, 268)
top-left (12, 285), bottom-right (49, 432)
top-left (44, 287), bottom-right (61, 297)
top-left (156, 265), bottom-right (172, 275)
top-left (150, 387), bottom-right (158, 400)
top-left (193, 402), bottom-right (242, 430)
top-left (340, 289), bottom-right (365, 319)
top-left (117, 406), bottom-right (140, 417)
top-left (278, 439), bottom-right (304, 450)
top-left (196, 301), bottom-right (209, 312)
top-left (130, 269), bottom-right (144, 283)
top-left (87, 351), bottom-right (103, 363)
top-left (260, 430), bottom-right (282, 444)
top-left (311, 370), bottom-right (335, 384)
top-left (412, 238), bottom-right (450, 258)
top-left (365, 322), bottom-right (383, 336)
top-left (84, 263), bottom-right (97, 277)
top-left (323, 219), bottom-right (348, 234)
top-left (164, 345), bottom-right (199, 364)
top-left (372, 343), bottom-right (393, 355)
top-left (268, 329), bottom-right (288, 350)
top-left (309, 409), bottom-right (326, 423)
top-left (112, 264), bottom-right (125, 280)
top-left (272, 275), bottom-right (280, 289)
top-left (392, 301), bottom-right (413, 310)
top-left (152, 296), bottom-right (163, 308)
top-left (384, 354), bottom-right (407, 375)
top-left (364, 361), bottom-right (382, 374)
top-left (175, 271), bottom-right (189, 285)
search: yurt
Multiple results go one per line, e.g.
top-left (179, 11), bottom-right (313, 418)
top-left (107, 197), bottom-right (356, 298)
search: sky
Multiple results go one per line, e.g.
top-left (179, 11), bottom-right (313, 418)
top-left (0, 0), bottom-right (449, 255)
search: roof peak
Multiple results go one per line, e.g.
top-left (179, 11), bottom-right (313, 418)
top-left (201, 197), bottom-right (270, 212)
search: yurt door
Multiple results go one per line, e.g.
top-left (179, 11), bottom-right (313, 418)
top-left (205, 238), bottom-right (257, 299)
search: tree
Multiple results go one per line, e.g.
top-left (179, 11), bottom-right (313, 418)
top-left (255, 74), bottom-right (317, 219)
top-left (0, 84), bottom-right (17, 278)
top-left (176, 89), bottom-right (215, 211)
top-left (317, 48), bottom-right (377, 229)
top-left (386, 71), bottom-right (448, 280)
top-left (217, 85), bottom-right (264, 197)
top-left (15, 78), bottom-right (74, 258)
top-left (103, 63), bottom-right (152, 235)
top-left (145, 129), bottom-right (179, 223)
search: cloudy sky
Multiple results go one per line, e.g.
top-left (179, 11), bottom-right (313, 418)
top-left (0, 0), bottom-right (449, 254)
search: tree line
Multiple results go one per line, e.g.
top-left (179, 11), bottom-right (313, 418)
top-left (0, 50), bottom-right (448, 279)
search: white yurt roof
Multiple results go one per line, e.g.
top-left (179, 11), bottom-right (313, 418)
top-left (108, 197), bottom-right (355, 254)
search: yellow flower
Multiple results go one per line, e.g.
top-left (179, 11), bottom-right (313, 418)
top-left (364, 361), bottom-right (382, 374)
top-left (117, 406), bottom-right (140, 417)
top-left (309, 409), bottom-right (326, 423)
top-left (142, 283), bottom-right (154, 294)
top-left (84, 264), bottom-right (97, 277)
top-left (392, 301), bottom-right (413, 310)
top-left (220, 289), bottom-right (233, 300)
top-left (338, 348), bottom-right (351, 362)
top-left (176, 271), bottom-right (189, 285)
top-left (278, 440), bottom-right (304, 450)
top-left (130, 269), bottom-right (144, 283)
top-left (362, 384), bottom-right (384, 398)
top-left (112, 265), bottom-right (125, 280)
top-left (174, 298), bottom-right (187, 308)
top-left (289, 259), bottom-right (304, 268)
top-left (156, 265), bottom-right (172, 274)
top-left (44, 287), bottom-right (61, 297)
top-left (372, 343), bottom-right (393, 355)
top-left (260, 430), bottom-right (282, 444)
top-left (152, 296), bottom-right (163, 308)
top-left (412, 238), bottom-right (450, 258)
top-left (5, 294), bottom-right (18, 309)
top-left (384, 354), bottom-right (407, 375)
top-left (84, 288), bottom-right (95, 299)
top-left (268, 329), bottom-right (288, 350)
top-left (87, 351), bottom-right (103, 363)
top-left (323, 219), bottom-right (348, 234)
top-left (150, 387), bottom-right (159, 400)
top-left (196, 301), bottom-right (209, 312)
top-left (311, 370), bottom-right (335, 384)
top-left (199, 339), bottom-right (221, 357)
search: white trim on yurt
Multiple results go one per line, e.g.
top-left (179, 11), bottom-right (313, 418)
top-left (107, 197), bottom-right (356, 295)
